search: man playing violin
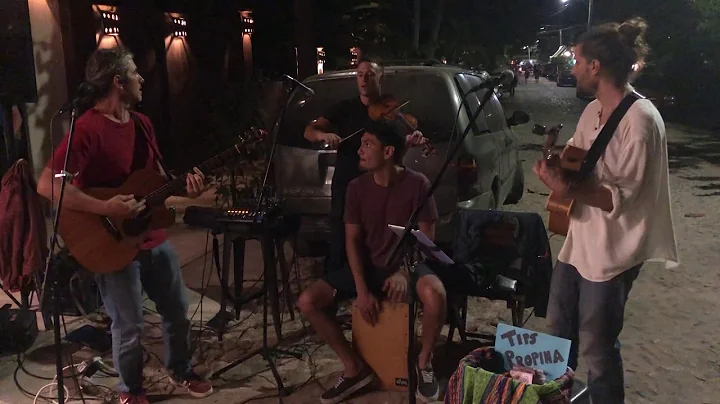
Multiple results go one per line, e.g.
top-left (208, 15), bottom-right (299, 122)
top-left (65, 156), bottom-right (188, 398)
top-left (298, 119), bottom-right (445, 403)
top-left (303, 57), bottom-right (428, 272)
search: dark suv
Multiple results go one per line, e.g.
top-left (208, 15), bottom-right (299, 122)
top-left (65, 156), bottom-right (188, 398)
top-left (557, 69), bottom-right (577, 87)
top-left (272, 65), bottom-right (529, 249)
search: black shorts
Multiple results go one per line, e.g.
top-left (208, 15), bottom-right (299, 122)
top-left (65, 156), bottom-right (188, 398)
top-left (324, 262), bottom-right (437, 302)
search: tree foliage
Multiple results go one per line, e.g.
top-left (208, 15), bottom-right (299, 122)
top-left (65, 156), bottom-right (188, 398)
top-left (694, 0), bottom-right (720, 42)
top-left (313, 0), bottom-right (542, 68)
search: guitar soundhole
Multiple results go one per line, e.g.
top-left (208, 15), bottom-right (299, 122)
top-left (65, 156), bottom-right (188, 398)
top-left (122, 213), bottom-right (152, 237)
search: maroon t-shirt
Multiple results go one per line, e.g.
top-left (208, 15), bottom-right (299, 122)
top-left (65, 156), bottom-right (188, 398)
top-left (344, 168), bottom-right (438, 272)
top-left (48, 109), bottom-right (166, 250)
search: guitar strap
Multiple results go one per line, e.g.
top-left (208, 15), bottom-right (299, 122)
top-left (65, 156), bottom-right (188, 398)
top-left (129, 112), bottom-right (173, 180)
top-left (576, 90), bottom-right (644, 181)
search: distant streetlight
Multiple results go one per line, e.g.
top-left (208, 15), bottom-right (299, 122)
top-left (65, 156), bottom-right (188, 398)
top-left (559, 0), bottom-right (593, 31)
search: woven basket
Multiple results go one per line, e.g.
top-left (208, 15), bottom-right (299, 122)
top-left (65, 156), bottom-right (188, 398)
top-left (445, 347), bottom-right (574, 404)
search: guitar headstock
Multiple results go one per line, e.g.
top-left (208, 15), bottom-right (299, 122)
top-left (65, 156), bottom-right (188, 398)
top-left (234, 127), bottom-right (268, 156)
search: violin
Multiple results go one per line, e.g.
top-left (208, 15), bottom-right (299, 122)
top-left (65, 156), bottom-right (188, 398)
top-left (368, 94), bottom-right (419, 132)
top-left (368, 94), bottom-right (437, 157)
top-left (341, 93), bottom-right (437, 157)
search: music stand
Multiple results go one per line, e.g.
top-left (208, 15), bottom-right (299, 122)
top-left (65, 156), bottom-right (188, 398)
top-left (384, 77), bottom-right (505, 404)
top-left (388, 225), bottom-right (454, 403)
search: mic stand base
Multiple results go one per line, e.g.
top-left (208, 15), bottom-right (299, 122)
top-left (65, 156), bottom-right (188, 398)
top-left (50, 257), bottom-right (66, 404)
top-left (41, 106), bottom-right (80, 404)
top-left (210, 224), bottom-right (299, 401)
top-left (407, 269), bottom-right (417, 404)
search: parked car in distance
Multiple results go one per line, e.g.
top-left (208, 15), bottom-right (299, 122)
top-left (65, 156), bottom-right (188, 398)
top-left (557, 69), bottom-right (577, 87)
top-left (272, 65), bottom-right (530, 253)
top-left (631, 67), bottom-right (677, 118)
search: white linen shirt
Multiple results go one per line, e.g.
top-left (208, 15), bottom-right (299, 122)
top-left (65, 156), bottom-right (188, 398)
top-left (557, 93), bottom-right (679, 282)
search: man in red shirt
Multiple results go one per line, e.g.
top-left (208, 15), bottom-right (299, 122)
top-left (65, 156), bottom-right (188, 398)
top-left (297, 119), bottom-right (446, 403)
top-left (36, 47), bottom-right (212, 404)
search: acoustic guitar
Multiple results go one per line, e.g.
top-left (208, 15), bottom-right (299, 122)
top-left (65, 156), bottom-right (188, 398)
top-left (57, 128), bottom-right (265, 274)
top-left (532, 123), bottom-right (587, 236)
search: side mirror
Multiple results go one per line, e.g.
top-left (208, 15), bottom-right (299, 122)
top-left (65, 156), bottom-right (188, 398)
top-left (507, 110), bottom-right (530, 127)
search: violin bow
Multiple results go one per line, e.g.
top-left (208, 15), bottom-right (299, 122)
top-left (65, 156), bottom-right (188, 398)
top-left (339, 100), bottom-right (412, 144)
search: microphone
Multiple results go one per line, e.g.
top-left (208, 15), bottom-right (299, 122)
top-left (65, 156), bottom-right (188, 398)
top-left (58, 99), bottom-right (80, 115)
top-left (58, 82), bottom-right (94, 114)
top-left (465, 70), bottom-right (514, 95)
top-left (282, 74), bottom-right (315, 96)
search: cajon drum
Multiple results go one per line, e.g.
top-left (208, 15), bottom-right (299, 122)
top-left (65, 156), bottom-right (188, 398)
top-left (351, 302), bottom-right (414, 392)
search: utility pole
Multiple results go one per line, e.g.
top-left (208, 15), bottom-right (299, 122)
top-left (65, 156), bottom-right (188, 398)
top-left (559, 28), bottom-right (563, 46)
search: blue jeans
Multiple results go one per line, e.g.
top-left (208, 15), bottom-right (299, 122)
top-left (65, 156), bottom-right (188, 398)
top-left (96, 241), bottom-right (191, 394)
top-left (547, 261), bottom-right (641, 404)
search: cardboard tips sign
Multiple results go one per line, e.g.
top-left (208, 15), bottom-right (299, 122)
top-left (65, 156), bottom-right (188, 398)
top-left (494, 323), bottom-right (571, 381)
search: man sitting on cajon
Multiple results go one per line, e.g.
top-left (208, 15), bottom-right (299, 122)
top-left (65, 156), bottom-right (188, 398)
top-left (297, 119), bottom-right (446, 404)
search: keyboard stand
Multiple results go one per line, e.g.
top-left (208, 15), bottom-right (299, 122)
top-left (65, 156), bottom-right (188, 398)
top-left (209, 221), bottom-right (299, 396)
top-left (205, 219), bottom-right (296, 340)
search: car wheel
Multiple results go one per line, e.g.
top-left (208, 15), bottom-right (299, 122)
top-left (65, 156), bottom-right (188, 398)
top-left (505, 162), bottom-right (525, 204)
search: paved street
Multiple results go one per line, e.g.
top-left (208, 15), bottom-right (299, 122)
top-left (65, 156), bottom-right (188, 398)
top-left (501, 78), bottom-right (720, 404)
top-left (2, 78), bottom-right (718, 404)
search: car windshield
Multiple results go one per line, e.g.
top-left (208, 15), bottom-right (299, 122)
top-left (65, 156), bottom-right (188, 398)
top-left (277, 71), bottom-right (457, 148)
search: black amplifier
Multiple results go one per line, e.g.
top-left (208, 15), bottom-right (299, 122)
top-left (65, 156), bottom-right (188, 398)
top-left (0, 305), bottom-right (38, 355)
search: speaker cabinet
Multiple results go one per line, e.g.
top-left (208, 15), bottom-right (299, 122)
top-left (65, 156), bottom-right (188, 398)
top-left (0, 0), bottom-right (38, 103)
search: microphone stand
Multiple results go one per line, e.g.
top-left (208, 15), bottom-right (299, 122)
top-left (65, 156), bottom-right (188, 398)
top-left (239, 76), bottom-right (311, 399)
top-left (386, 82), bottom-right (499, 270)
top-left (214, 76), bottom-right (313, 392)
top-left (384, 84), bottom-right (498, 404)
top-left (40, 105), bottom-right (81, 404)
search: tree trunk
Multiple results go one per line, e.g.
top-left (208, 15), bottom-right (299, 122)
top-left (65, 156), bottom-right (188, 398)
top-left (412, 0), bottom-right (421, 53)
top-left (294, 0), bottom-right (316, 79)
top-left (424, 0), bottom-right (445, 58)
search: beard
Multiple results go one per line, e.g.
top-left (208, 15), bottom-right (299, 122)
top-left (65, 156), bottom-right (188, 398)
top-left (577, 75), bottom-right (598, 98)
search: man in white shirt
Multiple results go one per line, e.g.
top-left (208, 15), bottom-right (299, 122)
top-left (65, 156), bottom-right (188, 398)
top-left (533, 18), bottom-right (678, 403)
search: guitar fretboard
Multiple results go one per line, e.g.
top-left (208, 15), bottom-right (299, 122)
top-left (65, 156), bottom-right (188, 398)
top-left (145, 144), bottom-right (243, 206)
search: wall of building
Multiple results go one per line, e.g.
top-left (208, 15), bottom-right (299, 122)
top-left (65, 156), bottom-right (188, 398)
top-left (26, 0), bottom-right (70, 178)
top-left (23, 0), bottom-right (256, 177)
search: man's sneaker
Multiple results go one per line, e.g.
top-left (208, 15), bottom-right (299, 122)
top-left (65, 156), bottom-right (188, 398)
top-left (416, 363), bottom-right (440, 402)
top-left (320, 365), bottom-right (375, 404)
top-left (119, 393), bottom-right (150, 404)
top-left (169, 371), bottom-right (214, 398)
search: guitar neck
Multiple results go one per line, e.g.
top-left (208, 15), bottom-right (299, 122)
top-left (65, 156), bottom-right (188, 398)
top-left (145, 144), bottom-right (242, 207)
top-left (542, 134), bottom-right (559, 160)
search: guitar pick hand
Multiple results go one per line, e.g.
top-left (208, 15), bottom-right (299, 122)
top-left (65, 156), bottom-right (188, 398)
top-left (533, 159), bottom-right (569, 195)
top-left (104, 194), bottom-right (146, 217)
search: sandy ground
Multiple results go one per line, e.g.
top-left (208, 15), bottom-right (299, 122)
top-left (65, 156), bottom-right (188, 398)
top-left (1, 79), bottom-right (718, 404)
